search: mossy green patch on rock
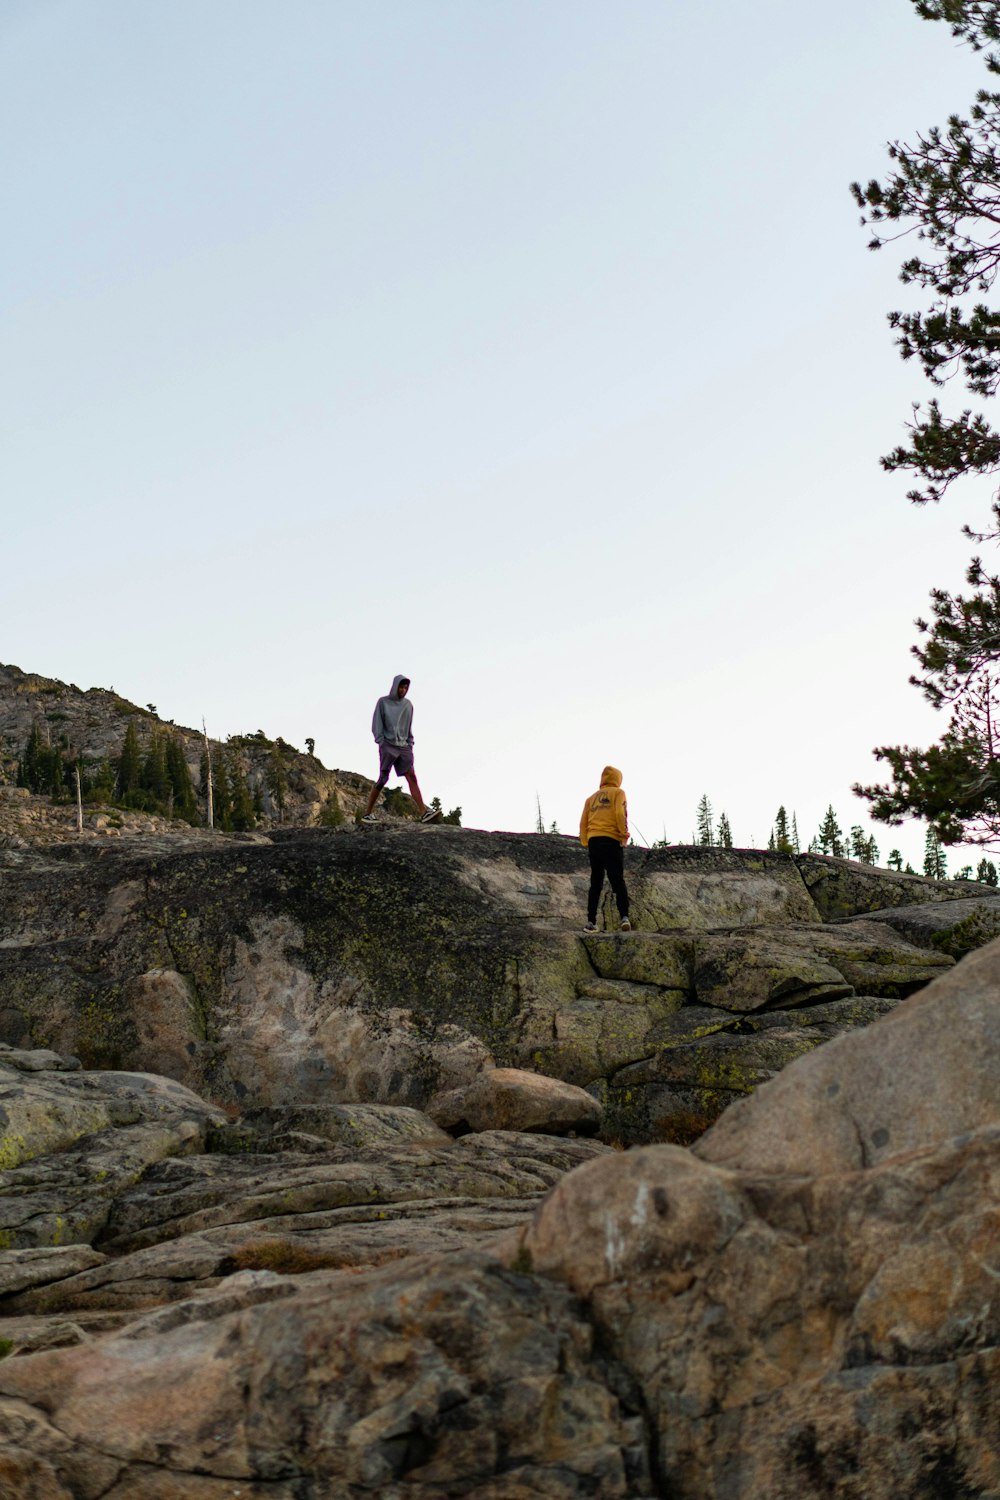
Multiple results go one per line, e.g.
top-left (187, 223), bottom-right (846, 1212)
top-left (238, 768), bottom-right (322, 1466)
top-left (582, 931), bottom-right (693, 989)
top-left (796, 854), bottom-right (987, 921)
top-left (930, 907), bottom-right (1000, 960)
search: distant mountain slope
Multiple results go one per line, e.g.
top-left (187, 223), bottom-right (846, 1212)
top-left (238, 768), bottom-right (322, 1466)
top-left (0, 661), bottom-right (373, 830)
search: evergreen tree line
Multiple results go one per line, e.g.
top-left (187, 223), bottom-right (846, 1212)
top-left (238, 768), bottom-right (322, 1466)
top-left (15, 719), bottom-right (462, 832)
top-left (681, 794), bottom-right (998, 884)
top-left (15, 720), bottom-right (301, 830)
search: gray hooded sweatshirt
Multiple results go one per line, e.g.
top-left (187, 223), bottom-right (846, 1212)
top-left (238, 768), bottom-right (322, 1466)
top-left (372, 674), bottom-right (414, 748)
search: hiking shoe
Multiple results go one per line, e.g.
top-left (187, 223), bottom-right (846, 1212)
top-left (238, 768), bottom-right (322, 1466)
top-left (361, 813), bottom-right (379, 824)
top-left (620, 918), bottom-right (632, 932)
top-left (584, 922), bottom-right (597, 932)
top-left (420, 809), bottom-right (439, 823)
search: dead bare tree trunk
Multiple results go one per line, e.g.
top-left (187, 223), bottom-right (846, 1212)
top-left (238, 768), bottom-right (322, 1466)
top-left (203, 719), bottom-right (214, 830)
top-left (74, 764), bottom-right (83, 835)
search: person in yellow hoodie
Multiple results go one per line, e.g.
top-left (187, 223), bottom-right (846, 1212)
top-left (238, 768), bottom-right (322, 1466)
top-left (579, 766), bottom-right (631, 932)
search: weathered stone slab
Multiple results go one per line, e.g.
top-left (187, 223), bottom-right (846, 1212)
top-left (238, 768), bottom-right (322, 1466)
top-left (737, 993), bottom-right (897, 1030)
top-left (0, 1251), bottom-right (653, 1498)
top-left (692, 922), bottom-right (951, 1012)
top-left (207, 1102), bottom-right (450, 1154)
top-left (638, 850), bottom-right (821, 929)
top-left (796, 851), bottom-right (989, 919)
top-left (695, 933), bottom-right (1000, 1176)
top-left (581, 931), bottom-right (692, 989)
top-left (0, 1245), bottom-right (106, 1298)
top-left (692, 931), bottom-right (851, 1011)
top-left (855, 895), bottom-right (1000, 958)
top-left (95, 1129), bottom-right (610, 1256)
top-left (0, 1057), bottom-right (224, 1169)
top-left (0, 831), bottom-right (985, 1142)
top-left (604, 1028), bottom-right (835, 1146)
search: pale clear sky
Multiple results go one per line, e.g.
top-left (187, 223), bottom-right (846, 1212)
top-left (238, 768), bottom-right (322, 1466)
top-left (2, 1), bottom-right (995, 869)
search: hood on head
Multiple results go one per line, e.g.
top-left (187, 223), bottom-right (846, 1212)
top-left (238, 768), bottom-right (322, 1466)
top-left (600, 766), bottom-right (622, 788)
top-left (390, 674), bottom-right (410, 696)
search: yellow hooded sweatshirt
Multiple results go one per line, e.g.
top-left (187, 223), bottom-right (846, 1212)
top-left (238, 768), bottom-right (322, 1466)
top-left (579, 766), bottom-right (629, 846)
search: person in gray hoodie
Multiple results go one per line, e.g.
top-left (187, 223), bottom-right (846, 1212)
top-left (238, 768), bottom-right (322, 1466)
top-left (362, 674), bottom-right (437, 823)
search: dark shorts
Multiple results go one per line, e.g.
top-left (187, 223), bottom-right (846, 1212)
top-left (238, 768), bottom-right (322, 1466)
top-left (378, 743), bottom-right (414, 781)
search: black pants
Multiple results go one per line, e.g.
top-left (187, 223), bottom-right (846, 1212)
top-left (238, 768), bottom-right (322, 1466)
top-left (588, 837), bottom-right (629, 923)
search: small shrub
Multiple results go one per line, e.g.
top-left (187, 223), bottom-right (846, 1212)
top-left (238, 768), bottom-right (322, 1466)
top-left (228, 1238), bottom-right (353, 1275)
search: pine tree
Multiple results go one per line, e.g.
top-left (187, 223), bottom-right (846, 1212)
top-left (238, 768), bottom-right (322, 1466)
top-left (717, 812), bottom-right (733, 848)
top-left (166, 738), bottom-right (198, 822)
top-left (773, 806), bottom-right (793, 854)
top-left (213, 755), bottom-right (233, 831)
top-left (83, 757), bottom-right (115, 804)
top-left (977, 856), bottom-right (999, 885)
top-left (141, 731), bottom-right (170, 806)
top-left (924, 826), bottom-right (948, 879)
top-left (19, 723), bottom-right (46, 793)
top-left (887, 849), bottom-right (904, 871)
top-left (816, 806), bottom-right (845, 857)
top-left (850, 825), bottom-right (869, 860)
top-left (865, 834), bottom-right (880, 866)
top-left (49, 749), bottom-right (64, 801)
top-left (696, 794), bottom-right (714, 846)
top-left (227, 745), bottom-right (255, 831)
top-left (791, 812), bottom-right (801, 854)
top-left (116, 721), bottom-right (141, 800)
top-left (851, 9), bottom-right (1000, 844)
top-left (265, 743), bottom-right (288, 820)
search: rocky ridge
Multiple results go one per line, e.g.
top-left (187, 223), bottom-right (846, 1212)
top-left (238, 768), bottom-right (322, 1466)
top-left (0, 660), bottom-right (381, 832)
top-left (3, 823), bottom-right (998, 1149)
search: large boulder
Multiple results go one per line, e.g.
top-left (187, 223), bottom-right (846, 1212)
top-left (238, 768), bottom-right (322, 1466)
top-left (428, 1067), bottom-right (603, 1137)
top-left (693, 933), bottom-right (1000, 1176)
top-left (502, 940), bottom-right (1000, 1495)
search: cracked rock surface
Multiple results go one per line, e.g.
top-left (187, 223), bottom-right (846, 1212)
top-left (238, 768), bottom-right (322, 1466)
top-left (1, 943), bottom-right (1000, 1496)
top-left (2, 832), bottom-right (995, 1145)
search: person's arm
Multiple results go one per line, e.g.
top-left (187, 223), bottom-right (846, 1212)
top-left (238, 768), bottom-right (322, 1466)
top-left (372, 699), bottom-right (385, 743)
top-left (579, 798), bottom-right (590, 847)
top-left (406, 703), bottom-right (414, 747)
top-left (617, 791), bottom-right (629, 845)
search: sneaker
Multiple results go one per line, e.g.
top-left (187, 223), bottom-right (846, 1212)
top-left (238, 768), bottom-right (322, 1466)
top-left (361, 813), bottom-right (379, 824)
top-left (420, 809), bottom-right (439, 823)
top-left (584, 921), bottom-right (597, 932)
top-left (620, 918), bottom-right (632, 932)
